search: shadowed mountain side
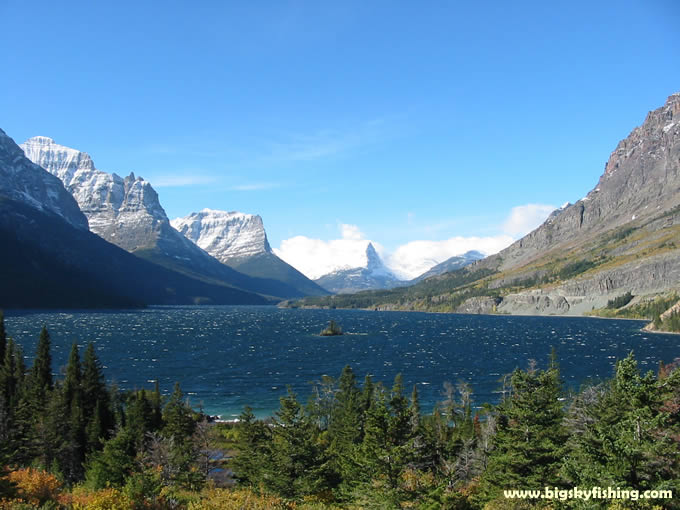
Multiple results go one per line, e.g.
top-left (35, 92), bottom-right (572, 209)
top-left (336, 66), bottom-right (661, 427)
top-left (0, 197), bottom-right (271, 308)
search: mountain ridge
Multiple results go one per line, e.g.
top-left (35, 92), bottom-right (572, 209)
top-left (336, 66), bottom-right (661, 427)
top-left (20, 136), bottom-right (312, 299)
top-left (288, 92), bottom-right (680, 315)
top-left (171, 209), bottom-right (329, 297)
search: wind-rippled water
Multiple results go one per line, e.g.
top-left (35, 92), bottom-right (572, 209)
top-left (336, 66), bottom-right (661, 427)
top-left (4, 306), bottom-right (678, 419)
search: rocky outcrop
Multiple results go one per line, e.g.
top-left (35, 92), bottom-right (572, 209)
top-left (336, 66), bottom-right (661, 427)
top-left (0, 130), bottom-right (87, 230)
top-left (455, 296), bottom-right (501, 315)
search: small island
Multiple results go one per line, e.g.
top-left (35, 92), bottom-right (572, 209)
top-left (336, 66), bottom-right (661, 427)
top-left (320, 319), bottom-right (343, 336)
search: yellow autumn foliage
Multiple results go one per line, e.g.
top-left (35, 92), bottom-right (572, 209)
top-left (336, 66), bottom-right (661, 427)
top-left (7, 467), bottom-right (61, 506)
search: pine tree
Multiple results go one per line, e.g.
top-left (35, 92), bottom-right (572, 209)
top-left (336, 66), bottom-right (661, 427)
top-left (264, 387), bottom-right (330, 498)
top-left (150, 380), bottom-right (163, 431)
top-left (328, 366), bottom-right (363, 488)
top-left (127, 390), bottom-right (154, 447)
top-left (562, 352), bottom-right (672, 493)
top-left (476, 359), bottom-right (567, 504)
top-left (231, 406), bottom-right (270, 485)
top-left (162, 382), bottom-right (195, 442)
top-left (0, 310), bottom-right (6, 365)
top-left (82, 343), bottom-right (113, 451)
top-left (30, 326), bottom-right (53, 409)
top-left (54, 343), bottom-right (87, 482)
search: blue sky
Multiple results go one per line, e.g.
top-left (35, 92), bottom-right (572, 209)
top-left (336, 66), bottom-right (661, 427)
top-left (2, 1), bottom-right (679, 278)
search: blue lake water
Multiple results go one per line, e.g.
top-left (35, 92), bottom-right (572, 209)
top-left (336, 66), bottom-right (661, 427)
top-left (4, 306), bottom-right (679, 419)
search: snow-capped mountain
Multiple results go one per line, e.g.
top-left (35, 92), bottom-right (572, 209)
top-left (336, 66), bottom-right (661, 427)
top-left (314, 243), bottom-right (403, 294)
top-left (1, 130), bottom-right (87, 230)
top-left (172, 209), bottom-right (329, 297)
top-left (411, 250), bottom-right (485, 282)
top-left (20, 136), bottom-right (316, 299)
top-left (171, 209), bottom-right (272, 262)
top-left (21, 136), bottom-right (167, 250)
top-left (0, 128), bottom-right (269, 307)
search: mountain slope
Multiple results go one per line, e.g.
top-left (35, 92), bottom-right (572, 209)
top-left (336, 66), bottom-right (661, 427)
top-left (0, 197), bottom-right (270, 308)
top-left (21, 136), bottom-right (306, 299)
top-left (314, 243), bottom-right (404, 294)
top-left (411, 250), bottom-right (485, 283)
top-left (171, 209), bottom-right (328, 297)
top-left (0, 130), bottom-right (271, 307)
top-left (290, 92), bottom-right (680, 314)
top-left (0, 130), bottom-right (88, 230)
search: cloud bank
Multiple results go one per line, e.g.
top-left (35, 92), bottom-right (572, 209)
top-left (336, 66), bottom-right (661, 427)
top-left (502, 203), bottom-right (556, 236)
top-left (274, 224), bottom-right (381, 280)
top-left (275, 203), bottom-right (556, 281)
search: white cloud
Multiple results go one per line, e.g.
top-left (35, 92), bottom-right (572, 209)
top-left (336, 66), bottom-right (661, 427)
top-left (502, 203), bottom-right (556, 237)
top-left (274, 223), bottom-right (392, 280)
top-left (274, 236), bottom-right (374, 280)
top-left (340, 223), bottom-right (364, 240)
top-left (386, 236), bottom-right (514, 280)
top-left (275, 203), bottom-right (556, 283)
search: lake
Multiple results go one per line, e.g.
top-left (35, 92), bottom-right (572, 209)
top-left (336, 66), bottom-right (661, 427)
top-left (4, 306), bottom-right (678, 419)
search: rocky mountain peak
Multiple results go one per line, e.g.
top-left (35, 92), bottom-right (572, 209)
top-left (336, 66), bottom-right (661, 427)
top-left (21, 136), bottom-right (168, 251)
top-left (21, 136), bottom-right (96, 186)
top-left (171, 209), bottom-right (273, 263)
top-left (365, 242), bottom-right (383, 270)
top-left (0, 129), bottom-right (88, 230)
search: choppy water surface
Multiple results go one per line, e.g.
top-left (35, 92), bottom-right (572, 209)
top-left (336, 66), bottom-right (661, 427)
top-left (4, 306), bottom-right (678, 419)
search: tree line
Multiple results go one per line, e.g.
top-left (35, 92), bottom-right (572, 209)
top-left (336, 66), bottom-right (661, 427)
top-left (0, 311), bottom-right (678, 509)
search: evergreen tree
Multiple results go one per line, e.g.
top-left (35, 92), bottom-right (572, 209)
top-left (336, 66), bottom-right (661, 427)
top-left (264, 387), bottom-right (330, 498)
top-left (476, 359), bottom-right (567, 504)
top-left (53, 343), bottom-right (86, 482)
top-left (32, 326), bottom-right (53, 392)
top-left (0, 310), bottom-right (6, 366)
top-left (231, 406), bottom-right (270, 485)
top-left (82, 343), bottom-right (113, 451)
top-left (162, 382), bottom-right (195, 442)
top-left (328, 366), bottom-right (363, 488)
top-left (85, 428), bottom-right (137, 489)
top-left (150, 380), bottom-right (163, 431)
top-left (127, 389), bottom-right (154, 448)
top-left (562, 352), bottom-right (677, 497)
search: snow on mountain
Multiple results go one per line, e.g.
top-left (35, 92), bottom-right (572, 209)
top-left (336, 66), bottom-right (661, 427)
top-left (314, 243), bottom-right (403, 294)
top-left (170, 209), bottom-right (271, 263)
top-left (21, 136), bottom-right (166, 251)
top-left (0, 129), bottom-right (88, 230)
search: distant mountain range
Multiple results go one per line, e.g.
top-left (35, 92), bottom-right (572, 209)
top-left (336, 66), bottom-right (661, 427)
top-left (20, 136), bottom-right (323, 300)
top-left (314, 243), bottom-right (404, 294)
top-left (289, 92), bottom-right (680, 315)
top-left (5, 92), bottom-right (679, 311)
top-left (0, 129), bottom-right (268, 308)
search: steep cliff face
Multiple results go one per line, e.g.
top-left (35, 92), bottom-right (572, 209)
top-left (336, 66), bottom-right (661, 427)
top-left (290, 92), bottom-right (680, 314)
top-left (0, 130), bottom-right (87, 230)
top-left (172, 209), bottom-right (329, 297)
top-left (21, 136), bottom-right (167, 251)
top-left (171, 209), bottom-right (271, 262)
top-left (0, 129), bottom-right (270, 307)
top-left (21, 137), bottom-right (314, 299)
top-left (484, 92), bottom-right (680, 273)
